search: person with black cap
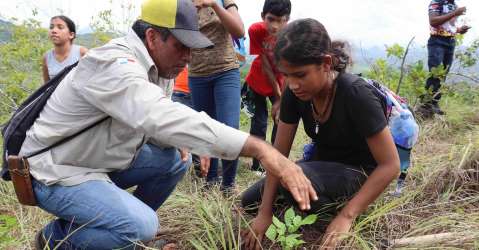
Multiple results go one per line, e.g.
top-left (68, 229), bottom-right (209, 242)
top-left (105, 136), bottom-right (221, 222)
top-left (27, 0), bottom-right (317, 249)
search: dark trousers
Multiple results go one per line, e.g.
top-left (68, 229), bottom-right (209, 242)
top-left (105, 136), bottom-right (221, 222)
top-left (425, 35), bottom-right (456, 103)
top-left (248, 86), bottom-right (278, 171)
top-left (241, 161), bottom-right (369, 216)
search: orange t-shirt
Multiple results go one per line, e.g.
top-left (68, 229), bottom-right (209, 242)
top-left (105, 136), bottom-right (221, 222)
top-left (174, 67), bottom-right (189, 93)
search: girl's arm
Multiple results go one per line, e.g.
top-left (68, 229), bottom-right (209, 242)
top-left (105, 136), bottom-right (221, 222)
top-left (194, 0), bottom-right (244, 38)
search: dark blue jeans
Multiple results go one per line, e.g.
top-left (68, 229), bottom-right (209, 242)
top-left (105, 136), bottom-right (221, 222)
top-left (426, 35), bottom-right (456, 103)
top-left (33, 144), bottom-right (191, 249)
top-left (248, 85), bottom-right (277, 171)
top-left (189, 69), bottom-right (241, 188)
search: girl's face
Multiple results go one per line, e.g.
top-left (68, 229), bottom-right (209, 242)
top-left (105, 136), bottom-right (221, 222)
top-left (278, 57), bottom-right (332, 101)
top-left (49, 18), bottom-right (74, 45)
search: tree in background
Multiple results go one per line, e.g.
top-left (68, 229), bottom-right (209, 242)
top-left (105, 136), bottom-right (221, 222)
top-left (0, 2), bottom-right (137, 124)
top-left (0, 15), bottom-right (49, 123)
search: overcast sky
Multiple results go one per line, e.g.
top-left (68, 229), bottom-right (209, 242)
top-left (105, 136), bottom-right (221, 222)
top-left (0, 0), bottom-right (478, 47)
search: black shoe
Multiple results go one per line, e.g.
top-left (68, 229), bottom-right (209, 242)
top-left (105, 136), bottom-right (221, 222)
top-left (220, 185), bottom-right (238, 198)
top-left (34, 229), bottom-right (46, 250)
top-left (415, 103), bottom-right (433, 119)
top-left (431, 103), bottom-right (445, 115)
top-left (250, 161), bottom-right (264, 172)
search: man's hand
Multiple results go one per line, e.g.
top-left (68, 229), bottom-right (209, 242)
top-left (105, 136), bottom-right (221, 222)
top-left (320, 213), bottom-right (354, 249)
top-left (454, 6), bottom-right (467, 17)
top-left (458, 25), bottom-right (471, 34)
top-left (240, 136), bottom-right (318, 210)
top-left (277, 165), bottom-right (317, 210)
top-left (241, 213), bottom-right (273, 250)
top-left (199, 156), bottom-right (210, 177)
top-left (271, 99), bottom-right (281, 124)
top-left (193, 0), bottom-right (217, 8)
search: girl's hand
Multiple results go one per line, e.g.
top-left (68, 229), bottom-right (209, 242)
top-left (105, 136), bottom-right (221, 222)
top-left (241, 214), bottom-right (273, 250)
top-left (320, 213), bottom-right (354, 249)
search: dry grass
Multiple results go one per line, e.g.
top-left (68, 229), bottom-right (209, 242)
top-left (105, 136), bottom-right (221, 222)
top-left (1, 96), bottom-right (479, 249)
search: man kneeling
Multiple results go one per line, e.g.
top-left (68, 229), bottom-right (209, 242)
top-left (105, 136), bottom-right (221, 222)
top-left (22, 0), bottom-right (317, 249)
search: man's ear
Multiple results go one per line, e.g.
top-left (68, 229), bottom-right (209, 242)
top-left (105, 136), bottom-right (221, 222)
top-left (261, 12), bottom-right (265, 20)
top-left (145, 28), bottom-right (157, 50)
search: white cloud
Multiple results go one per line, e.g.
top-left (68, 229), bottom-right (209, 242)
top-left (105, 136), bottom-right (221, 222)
top-left (0, 0), bottom-right (477, 46)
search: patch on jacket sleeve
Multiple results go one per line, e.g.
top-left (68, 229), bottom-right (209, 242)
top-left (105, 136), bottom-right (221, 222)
top-left (116, 58), bottom-right (136, 65)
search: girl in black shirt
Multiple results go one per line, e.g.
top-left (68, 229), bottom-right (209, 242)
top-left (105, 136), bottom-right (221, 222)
top-left (241, 19), bottom-right (400, 249)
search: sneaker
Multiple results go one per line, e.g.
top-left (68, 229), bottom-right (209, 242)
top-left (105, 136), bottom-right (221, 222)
top-left (241, 103), bottom-right (255, 118)
top-left (253, 170), bottom-right (266, 178)
top-left (391, 179), bottom-right (405, 197)
top-left (221, 185), bottom-right (240, 198)
top-left (431, 103), bottom-right (445, 115)
top-left (415, 103), bottom-right (433, 119)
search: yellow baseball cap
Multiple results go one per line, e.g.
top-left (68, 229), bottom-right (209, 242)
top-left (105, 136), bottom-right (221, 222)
top-left (141, 0), bottom-right (213, 48)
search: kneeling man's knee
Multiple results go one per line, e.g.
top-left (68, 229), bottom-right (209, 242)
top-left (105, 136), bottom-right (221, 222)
top-left (135, 209), bottom-right (159, 241)
top-left (118, 208), bottom-right (158, 243)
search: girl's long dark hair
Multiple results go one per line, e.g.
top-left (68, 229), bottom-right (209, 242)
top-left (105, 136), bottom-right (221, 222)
top-left (274, 18), bottom-right (346, 72)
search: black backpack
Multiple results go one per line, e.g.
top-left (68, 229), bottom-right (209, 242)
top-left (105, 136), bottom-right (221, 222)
top-left (1, 62), bottom-right (89, 181)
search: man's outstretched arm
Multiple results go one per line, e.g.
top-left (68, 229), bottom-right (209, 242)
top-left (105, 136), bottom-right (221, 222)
top-left (239, 136), bottom-right (317, 210)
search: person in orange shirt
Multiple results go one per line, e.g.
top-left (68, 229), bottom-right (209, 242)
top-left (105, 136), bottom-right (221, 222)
top-left (172, 67), bottom-right (192, 107)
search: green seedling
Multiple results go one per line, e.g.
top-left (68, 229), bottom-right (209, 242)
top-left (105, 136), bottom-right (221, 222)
top-left (265, 207), bottom-right (317, 250)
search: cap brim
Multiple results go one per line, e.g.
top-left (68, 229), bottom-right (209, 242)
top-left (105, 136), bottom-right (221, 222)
top-left (170, 29), bottom-right (214, 49)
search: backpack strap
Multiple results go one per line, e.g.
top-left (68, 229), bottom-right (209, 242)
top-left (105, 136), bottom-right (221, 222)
top-left (24, 116), bottom-right (110, 159)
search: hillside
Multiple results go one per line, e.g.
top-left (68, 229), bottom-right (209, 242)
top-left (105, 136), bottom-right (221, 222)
top-left (0, 19), bottom-right (12, 43)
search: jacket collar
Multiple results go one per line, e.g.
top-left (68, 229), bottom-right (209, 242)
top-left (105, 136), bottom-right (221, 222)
top-left (125, 29), bottom-right (159, 82)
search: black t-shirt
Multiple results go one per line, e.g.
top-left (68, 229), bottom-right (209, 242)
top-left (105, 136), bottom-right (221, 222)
top-left (280, 73), bottom-right (387, 172)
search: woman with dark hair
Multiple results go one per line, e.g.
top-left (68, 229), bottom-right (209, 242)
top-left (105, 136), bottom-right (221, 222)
top-left (241, 18), bottom-right (400, 249)
top-left (42, 15), bottom-right (88, 82)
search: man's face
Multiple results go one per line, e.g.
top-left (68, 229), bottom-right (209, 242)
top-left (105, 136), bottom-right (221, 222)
top-left (146, 29), bottom-right (191, 79)
top-left (262, 13), bottom-right (289, 36)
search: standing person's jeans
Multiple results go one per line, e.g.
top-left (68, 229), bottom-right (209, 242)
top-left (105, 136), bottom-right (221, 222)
top-left (425, 35), bottom-right (456, 103)
top-left (33, 144), bottom-right (191, 250)
top-left (248, 86), bottom-right (277, 171)
top-left (172, 91), bottom-right (193, 108)
top-left (189, 69), bottom-right (241, 189)
top-left (241, 161), bottom-right (369, 215)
